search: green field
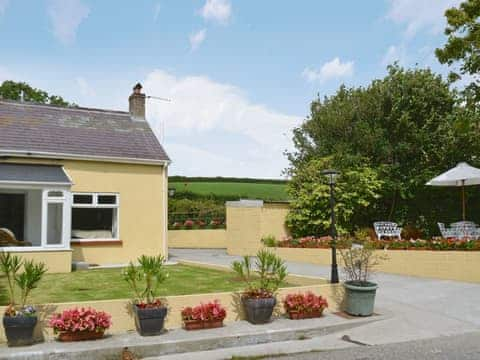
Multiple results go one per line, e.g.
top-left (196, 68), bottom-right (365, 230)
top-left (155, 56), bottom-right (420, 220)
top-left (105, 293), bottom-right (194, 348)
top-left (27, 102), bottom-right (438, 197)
top-left (170, 181), bottom-right (289, 201)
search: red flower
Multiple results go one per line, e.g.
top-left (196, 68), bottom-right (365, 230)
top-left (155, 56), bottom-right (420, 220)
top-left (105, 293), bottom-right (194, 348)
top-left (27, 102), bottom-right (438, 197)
top-left (283, 292), bottom-right (328, 313)
top-left (181, 300), bottom-right (226, 321)
top-left (49, 307), bottom-right (112, 334)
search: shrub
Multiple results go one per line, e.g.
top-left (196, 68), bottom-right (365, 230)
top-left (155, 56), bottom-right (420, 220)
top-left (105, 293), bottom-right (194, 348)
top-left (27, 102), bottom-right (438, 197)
top-left (283, 292), bottom-right (328, 314)
top-left (261, 234), bottom-right (278, 247)
top-left (123, 255), bottom-right (168, 306)
top-left (232, 249), bottom-right (288, 298)
top-left (49, 307), bottom-right (111, 334)
top-left (181, 300), bottom-right (226, 322)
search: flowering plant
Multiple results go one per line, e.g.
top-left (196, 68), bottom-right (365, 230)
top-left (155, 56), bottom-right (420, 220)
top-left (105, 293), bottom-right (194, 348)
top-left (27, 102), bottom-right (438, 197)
top-left (181, 300), bottom-right (226, 322)
top-left (283, 292), bottom-right (328, 314)
top-left (184, 219), bottom-right (194, 228)
top-left (49, 307), bottom-right (111, 334)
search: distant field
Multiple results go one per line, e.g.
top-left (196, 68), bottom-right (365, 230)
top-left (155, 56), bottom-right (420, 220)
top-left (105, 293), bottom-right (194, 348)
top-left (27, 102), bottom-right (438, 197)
top-left (170, 181), bottom-right (289, 201)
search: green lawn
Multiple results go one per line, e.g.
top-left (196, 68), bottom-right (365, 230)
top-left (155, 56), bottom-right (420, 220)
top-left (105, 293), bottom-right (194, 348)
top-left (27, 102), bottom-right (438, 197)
top-left (0, 264), bottom-right (294, 305)
top-left (171, 182), bottom-right (289, 201)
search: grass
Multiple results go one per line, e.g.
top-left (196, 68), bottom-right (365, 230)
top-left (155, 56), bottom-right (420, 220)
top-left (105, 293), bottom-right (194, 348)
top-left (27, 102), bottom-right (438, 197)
top-left (0, 264), bottom-right (295, 305)
top-left (171, 182), bottom-right (289, 201)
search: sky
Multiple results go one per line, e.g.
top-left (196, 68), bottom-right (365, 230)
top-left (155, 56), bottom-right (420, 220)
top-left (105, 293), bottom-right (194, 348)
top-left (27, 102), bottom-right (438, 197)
top-left (0, 0), bottom-right (463, 178)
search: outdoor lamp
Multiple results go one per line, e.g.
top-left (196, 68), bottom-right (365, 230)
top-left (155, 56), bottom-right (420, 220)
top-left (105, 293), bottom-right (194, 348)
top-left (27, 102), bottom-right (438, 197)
top-left (321, 169), bottom-right (340, 284)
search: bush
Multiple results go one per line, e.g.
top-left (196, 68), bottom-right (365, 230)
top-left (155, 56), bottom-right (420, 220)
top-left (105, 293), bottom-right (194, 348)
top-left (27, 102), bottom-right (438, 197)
top-left (261, 235), bottom-right (278, 247)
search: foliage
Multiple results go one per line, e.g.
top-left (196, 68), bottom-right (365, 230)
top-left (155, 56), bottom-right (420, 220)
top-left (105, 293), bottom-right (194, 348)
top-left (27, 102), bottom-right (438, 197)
top-left (170, 176), bottom-right (287, 185)
top-left (286, 157), bottom-right (383, 237)
top-left (49, 307), bottom-right (112, 334)
top-left (123, 255), bottom-right (168, 305)
top-left (276, 236), bottom-right (332, 248)
top-left (287, 65), bottom-right (480, 237)
top-left (283, 292), bottom-right (328, 314)
top-left (232, 249), bottom-right (288, 298)
top-left (261, 234), bottom-right (278, 247)
top-left (436, 0), bottom-right (480, 106)
top-left (181, 300), bottom-right (227, 321)
top-left (0, 252), bottom-right (47, 313)
top-left (0, 80), bottom-right (73, 106)
top-left (337, 237), bottom-right (387, 284)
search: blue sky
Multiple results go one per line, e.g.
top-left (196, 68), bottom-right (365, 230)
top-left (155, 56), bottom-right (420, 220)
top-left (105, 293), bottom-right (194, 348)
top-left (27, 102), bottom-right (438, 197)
top-left (0, 0), bottom-right (462, 178)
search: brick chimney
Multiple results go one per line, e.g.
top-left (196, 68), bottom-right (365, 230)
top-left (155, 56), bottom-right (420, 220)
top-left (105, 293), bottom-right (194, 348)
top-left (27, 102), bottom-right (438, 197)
top-left (129, 83), bottom-right (146, 121)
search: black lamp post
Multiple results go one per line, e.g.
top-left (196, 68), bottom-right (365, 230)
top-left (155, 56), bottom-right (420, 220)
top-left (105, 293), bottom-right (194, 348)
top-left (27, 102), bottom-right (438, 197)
top-left (321, 169), bottom-right (340, 284)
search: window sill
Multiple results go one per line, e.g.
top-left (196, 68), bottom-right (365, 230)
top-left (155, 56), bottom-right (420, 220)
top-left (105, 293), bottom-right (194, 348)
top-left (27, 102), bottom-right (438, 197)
top-left (71, 239), bottom-right (123, 246)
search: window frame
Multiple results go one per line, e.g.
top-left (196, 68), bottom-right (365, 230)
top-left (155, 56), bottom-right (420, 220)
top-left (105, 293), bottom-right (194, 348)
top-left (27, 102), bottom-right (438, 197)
top-left (71, 192), bottom-right (120, 242)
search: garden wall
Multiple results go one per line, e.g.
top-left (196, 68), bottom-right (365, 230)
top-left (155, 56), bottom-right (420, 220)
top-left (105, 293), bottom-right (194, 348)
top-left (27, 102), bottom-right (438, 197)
top-left (168, 229), bottom-right (227, 248)
top-left (226, 200), bottom-right (290, 255)
top-left (270, 248), bottom-right (480, 283)
top-left (0, 282), bottom-right (344, 343)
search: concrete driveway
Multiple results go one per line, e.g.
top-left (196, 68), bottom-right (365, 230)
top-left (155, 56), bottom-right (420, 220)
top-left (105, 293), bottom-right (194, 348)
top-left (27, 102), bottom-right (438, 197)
top-left (169, 248), bottom-right (480, 346)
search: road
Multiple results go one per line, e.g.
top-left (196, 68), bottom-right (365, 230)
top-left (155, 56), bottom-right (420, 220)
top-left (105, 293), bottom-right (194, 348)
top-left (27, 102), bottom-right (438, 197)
top-left (265, 332), bottom-right (480, 360)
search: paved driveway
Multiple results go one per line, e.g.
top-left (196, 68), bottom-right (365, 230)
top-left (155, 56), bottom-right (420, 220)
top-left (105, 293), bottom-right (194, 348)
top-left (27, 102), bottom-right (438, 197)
top-left (169, 248), bottom-right (480, 345)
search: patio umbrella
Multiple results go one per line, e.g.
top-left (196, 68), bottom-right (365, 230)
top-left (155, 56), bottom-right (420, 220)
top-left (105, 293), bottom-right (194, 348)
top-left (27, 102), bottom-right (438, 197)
top-left (426, 162), bottom-right (480, 220)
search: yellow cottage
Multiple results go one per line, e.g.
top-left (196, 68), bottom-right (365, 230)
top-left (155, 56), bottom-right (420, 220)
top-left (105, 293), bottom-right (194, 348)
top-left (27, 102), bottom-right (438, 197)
top-left (0, 84), bottom-right (170, 272)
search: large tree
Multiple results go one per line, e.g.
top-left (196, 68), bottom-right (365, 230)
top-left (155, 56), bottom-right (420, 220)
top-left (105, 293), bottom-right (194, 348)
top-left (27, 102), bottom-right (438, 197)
top-left (287, 65), bottom-right (480, 237)
top-left (436, 0), bottom-right (480, 106)
top-left (0, 80), bottom-right (72, 106)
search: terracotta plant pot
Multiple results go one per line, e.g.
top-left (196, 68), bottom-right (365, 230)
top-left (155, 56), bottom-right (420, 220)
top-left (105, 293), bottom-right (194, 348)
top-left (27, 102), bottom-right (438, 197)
top-left (58, 330), bottom-right (105, 342)
top-left (287, 309), bottom-right (325, 320)
top-left (183, 319), bottom-right (224, 330)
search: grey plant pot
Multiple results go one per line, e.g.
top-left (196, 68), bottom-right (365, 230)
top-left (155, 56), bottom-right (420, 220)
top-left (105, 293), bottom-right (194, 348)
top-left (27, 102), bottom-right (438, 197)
top-left (133, 305), bottom-right (168, 336)
top-left (242, 297), bottom-right (276, 324)
top-left (3, 315), bottom-right (37, 347)
top-left (343, 281), bottom-right (378, 317)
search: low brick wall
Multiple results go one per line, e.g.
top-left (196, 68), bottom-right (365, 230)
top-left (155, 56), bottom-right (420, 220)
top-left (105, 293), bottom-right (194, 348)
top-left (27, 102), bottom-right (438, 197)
top-left (270, 247), bottom-right (480, 283)
top-left (168, 229), bottom-right (227, 249)
top-left (0, 283), bottom-right (344, 343)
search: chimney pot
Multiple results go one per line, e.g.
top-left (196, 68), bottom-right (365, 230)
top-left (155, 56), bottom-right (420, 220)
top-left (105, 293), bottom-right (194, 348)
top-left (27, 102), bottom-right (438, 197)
top-left (129, 83), bottom-right (146, 121)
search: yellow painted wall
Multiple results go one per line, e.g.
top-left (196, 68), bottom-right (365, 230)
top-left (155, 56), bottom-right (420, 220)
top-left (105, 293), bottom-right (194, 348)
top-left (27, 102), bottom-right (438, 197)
top-left (5, 250), bottom-right (72, 273)
top-left (226, 203), bottom-right (290, 256)
top-left (0, 283), bottom-right (344, 343)
top-left (168, 229), bottom-right (226, 248)
top-left (2, 158), bottom-right (167, 267)
top-left (270, 247), bottom-right (480, 283)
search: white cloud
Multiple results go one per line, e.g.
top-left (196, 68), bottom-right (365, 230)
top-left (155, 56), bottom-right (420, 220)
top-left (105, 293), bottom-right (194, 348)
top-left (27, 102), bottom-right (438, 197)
top-left (302, 57), bottom-right (354, 83)
top-left (189, 29), bottom-right (207, 51)
top-left (75, 76), bottom-right (95, 97)
top-left (382, 45), bottom-right (408, 66)
top-left (386, 0), bottom-right (461, 37)
top-left (0, 0), bottom-right (9, 17)
top-left (47, 0), bottom-right (90, 45)
top-left (143, 70), bottom-right (300, 178)
top-left (200, 0), bottom-right (231, 25)
top-left (153, 2), bottom-right (161, 22)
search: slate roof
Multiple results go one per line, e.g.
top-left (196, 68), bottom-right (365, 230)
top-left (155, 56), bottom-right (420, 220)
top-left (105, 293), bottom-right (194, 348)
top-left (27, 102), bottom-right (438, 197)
top-left (0, 100), bottom-right (169, 163)
top-left (0, 163), bottom-right (72, 185)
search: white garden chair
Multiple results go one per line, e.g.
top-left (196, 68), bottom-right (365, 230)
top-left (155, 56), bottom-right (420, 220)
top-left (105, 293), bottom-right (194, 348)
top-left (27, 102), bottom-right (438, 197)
top-left (373, 221), bottom-right (402, 240)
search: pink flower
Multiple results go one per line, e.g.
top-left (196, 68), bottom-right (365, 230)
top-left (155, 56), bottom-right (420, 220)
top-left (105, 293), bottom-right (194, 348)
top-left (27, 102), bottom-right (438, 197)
top-left (49, 307), bottom-right (112, 334)
top-left (181, 300), bottom-right (226, 322)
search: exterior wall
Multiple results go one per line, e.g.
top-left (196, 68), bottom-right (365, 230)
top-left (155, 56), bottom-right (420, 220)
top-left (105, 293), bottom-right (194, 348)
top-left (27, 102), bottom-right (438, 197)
top-left (3, 158), bottom-right (167, 267)
top-left (168, 229), bottom-right (226, 248)
top-left (6, 250), bottom-right (72, 273)
top-left (0, 283), bottom-right (344, 343)
top-left (226, 202), bottom-right (290, 256)
top-left (270, 248), bottom-right (480, 283)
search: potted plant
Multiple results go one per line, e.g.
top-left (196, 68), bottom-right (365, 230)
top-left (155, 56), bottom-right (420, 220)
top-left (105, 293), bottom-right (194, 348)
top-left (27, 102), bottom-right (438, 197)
top-left (123, 255), bottom-right (168, 336)
top-left (283, 292), bottom-right (328, 320)
top-left (1, 252), bottom-right (47, 347)
top-left (232, 249), bottom-right (287, 324)
top-left (49, 307), bottom-right (111, 341)
top-left (181, 300), bottom-right (226, 330)
top-left (338, 237), bottom-right (387, 316)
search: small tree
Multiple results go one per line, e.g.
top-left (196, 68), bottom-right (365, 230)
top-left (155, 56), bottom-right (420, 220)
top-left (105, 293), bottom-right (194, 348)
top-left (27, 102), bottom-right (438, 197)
top-left (0, 252), bottom-right (47, 313)
top-left (123, 255), bottom-right (168, 305)
top-left (232, 249), bottom-right (288, 298)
